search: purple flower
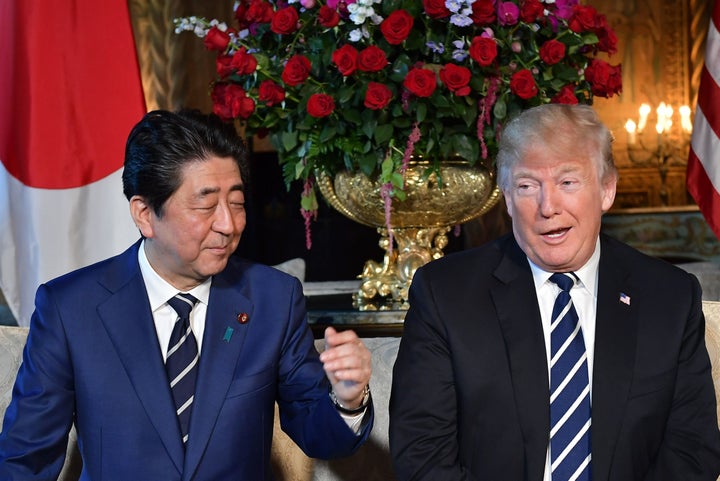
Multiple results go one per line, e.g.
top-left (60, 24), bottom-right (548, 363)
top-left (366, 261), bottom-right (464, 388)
top-left (497, 2), bottom-right (519, 26)
top-left (554, 0), bottom-right (579, 20)
top-left (327, 0), bottom-right (356, 8)
top-left (427, 41), bottom-right (445, 54)
top-left (450, 13), bottom-right (474, 27)
top-left (452, 49), bottom-right (468, 62)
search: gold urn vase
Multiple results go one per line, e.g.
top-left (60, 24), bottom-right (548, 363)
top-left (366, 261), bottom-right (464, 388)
top-left (316, 159), bottom-right (501, 310)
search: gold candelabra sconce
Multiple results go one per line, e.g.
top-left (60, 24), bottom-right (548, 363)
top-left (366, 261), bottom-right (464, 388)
top-left (624, 103), bottom-right (693, 206)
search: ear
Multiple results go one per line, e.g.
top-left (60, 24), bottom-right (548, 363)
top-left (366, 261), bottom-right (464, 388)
top-left (503, 189), bottom-right (514, 218)
top-left (129, 195), bottom-right (155, 239)
top-left (600, 175), bottom-right (617, 213)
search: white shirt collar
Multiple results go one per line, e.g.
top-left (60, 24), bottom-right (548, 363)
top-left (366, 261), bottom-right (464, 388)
top-left (137, 239), bottom-right (212, 312)
top-left (528, 237), bottom-right (600, 295)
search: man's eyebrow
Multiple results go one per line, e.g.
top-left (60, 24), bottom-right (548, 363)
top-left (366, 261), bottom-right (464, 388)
top-left (197, 183), bottom-right (244, 196)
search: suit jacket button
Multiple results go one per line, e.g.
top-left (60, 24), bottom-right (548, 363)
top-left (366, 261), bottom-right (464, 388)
top-left (238, 313), bottom-right (249, 324)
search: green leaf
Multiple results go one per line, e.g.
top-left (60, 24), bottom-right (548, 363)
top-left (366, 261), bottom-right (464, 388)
top-left (375, 124), bottom-right (394, 145)
top-left (301, 190), bottom-right (318, 211)
top-left (320, 124), bottom-right (337, 143)
top-left (358, 152), bottom-right (378, 176)
top-left (281, 131), bottom-right (298, 151)
top-left (294, 160), bottom-right (305, 180)
top-left (416, 103), bottom-right (428, 123)
top-left (493, 98), bottom-right (507, 120)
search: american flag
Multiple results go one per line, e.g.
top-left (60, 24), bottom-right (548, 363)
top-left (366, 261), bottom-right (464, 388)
top-left (687, 1), bottom-right (720, 239)
top-left (619, 293), bottom-right (631, 306)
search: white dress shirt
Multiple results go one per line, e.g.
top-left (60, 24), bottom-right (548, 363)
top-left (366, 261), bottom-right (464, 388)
top-left (137, 240), bottom-right (366, 432)
top-left (529, 238), bottom-right (600, 481)
top-left (138, 240), bottom-right (211, 360)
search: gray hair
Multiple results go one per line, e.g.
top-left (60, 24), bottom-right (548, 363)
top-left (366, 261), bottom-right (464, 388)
top-left (496, 104), bottom-right (616, 191)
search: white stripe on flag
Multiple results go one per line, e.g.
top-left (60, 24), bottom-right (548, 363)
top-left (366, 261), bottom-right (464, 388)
top-left (0, 166), bottom-right (138, 326)
top-left (705, 13), bottom-right (720, 87)
top-left (691, 106), bottom-right (720, 193)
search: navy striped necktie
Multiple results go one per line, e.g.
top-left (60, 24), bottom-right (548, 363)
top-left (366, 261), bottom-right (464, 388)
top-left (166, 292), bottom-right (199, 445)
top-left (549, 273), bottom-right (591, 480)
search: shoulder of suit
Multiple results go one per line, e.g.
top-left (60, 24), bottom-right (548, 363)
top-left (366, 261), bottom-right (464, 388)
top-left (600, 234), bottom-right (693, 280)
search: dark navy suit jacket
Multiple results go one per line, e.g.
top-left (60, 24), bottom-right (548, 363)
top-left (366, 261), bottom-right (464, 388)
top-left (0, 241), bottom-right (372, 480)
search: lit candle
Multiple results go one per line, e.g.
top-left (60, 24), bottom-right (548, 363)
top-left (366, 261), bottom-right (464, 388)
top-left (664, 104), bottom-right (674, 132)
top-left (680, 105), bottom-right (693, 133)
top-left (656, 102), bottom-right (669, 134)
top-left (637, 103), bottom-right (651, 132)
top-left (625, 119), bottom-right (637, 145)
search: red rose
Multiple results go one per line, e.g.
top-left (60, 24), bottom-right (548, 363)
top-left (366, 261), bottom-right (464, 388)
top-left (440, 64), bottom-right (472, 96)
top-left (364, 82), bottom-right (393, 110)
top-left (403, 67), bottom-right (437, 97)
top-left (471, 0), bottom-right (496, 25)
top-left (520, 0), bottom-right (544, 23)
top-left (281, 55), bottom-right (312, 86)
top-left (332, 45), bottom-right (358, 76)
top-left (551, 85), bottom-right (579, 104)
top-left (307, 93), bottom-right (335, 118)
top-left (234, 1), bottom-right (251, 29)
top-left (211, 83), bottom-right (255, 120)
top-left (569, 4), bottom-right (598, 33)
top-left (509, 69), bottom-right (538, 99)
top-left (585, 59), bottom-right (622, 98)
top-left (230, 47), bottom-right (258, 75)
top-left (204, 26), bottom-right (231, 51)
top-left (380, 10), bottom-right (414, 45)
top-left (539, 39), bottom-right (566, 65)
top-left (271, 6), bottom-right (299, 35)
top-left (423, 0), bottom-right (450, 19)
top-left (245, 0), bottom-right (274, 24)
top-left (318, 5), bottom-right (340, 27)
top-left (216, 55), bottom-right (234, 78)
top-left (358, 46), bottom-right (388, 73)
top-left (258, 80), bottom-right (286, 106)
top-left (469, 36), bottom-right (498, 67)
top-left (595, 16), bottom-right (618, 55)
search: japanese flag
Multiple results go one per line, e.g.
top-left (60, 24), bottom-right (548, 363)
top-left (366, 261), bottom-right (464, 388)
top-left (0, 0), bottom-right (146, 326)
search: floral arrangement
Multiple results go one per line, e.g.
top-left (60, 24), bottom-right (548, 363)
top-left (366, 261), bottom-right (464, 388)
top-left (175, 0), bottom-right (621, 247)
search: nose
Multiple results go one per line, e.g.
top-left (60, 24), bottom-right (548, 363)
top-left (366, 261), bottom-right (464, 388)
top-left (539, 185), bottom-right (560, 218)
top-left (212, 202), bottom-right (236, 235)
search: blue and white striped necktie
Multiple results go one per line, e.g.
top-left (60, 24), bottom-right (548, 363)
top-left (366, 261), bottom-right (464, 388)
top-left (549, 273), bottom-right (591, 481)
top-left (166, 292), bottom-right (199, 446)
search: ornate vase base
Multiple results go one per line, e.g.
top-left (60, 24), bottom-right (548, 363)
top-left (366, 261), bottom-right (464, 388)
top-left (353, 226), bottom-right (450, 311)
top-left (317, 160), bottom-right (500, 311)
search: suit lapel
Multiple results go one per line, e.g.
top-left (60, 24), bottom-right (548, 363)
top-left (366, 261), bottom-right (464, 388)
top-left (591, 237), bottom-right (638, 481)
top-left (183, 267), bottom-right (254, 480)
top-left (96, 243), bottom-right (185, 473)
top-left (492, 239), bottom-right (550, 480)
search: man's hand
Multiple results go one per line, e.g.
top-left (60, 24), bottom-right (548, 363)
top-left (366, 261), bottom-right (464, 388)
top-left (319, 327), bottom-right (372, 409)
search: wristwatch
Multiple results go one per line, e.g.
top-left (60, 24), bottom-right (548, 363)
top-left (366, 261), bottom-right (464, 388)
top-left (329, 384), bottom-right (371, 415)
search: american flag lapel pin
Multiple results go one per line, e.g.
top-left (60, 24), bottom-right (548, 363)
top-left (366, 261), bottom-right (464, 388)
top-left (619, 292), bottom-right (631, 305)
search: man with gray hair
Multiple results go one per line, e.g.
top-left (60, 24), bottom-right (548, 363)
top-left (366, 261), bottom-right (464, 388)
top-left (390, 104), bottom-right (720, 480)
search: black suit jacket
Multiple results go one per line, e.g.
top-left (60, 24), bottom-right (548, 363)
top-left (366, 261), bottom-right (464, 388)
top-left (390, 233), bottom-right (720, 480)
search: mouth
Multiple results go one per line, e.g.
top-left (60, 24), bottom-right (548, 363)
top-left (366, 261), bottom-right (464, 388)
top-left (542, 227), bottom-right (570, 239)
top-left (207, 245), bottom-right (230, 254)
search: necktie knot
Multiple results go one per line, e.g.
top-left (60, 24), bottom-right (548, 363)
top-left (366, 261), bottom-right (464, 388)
top-left (549, 272), bottom-right (576, 293)
top-left (167, 293), bottom-right (198, 321)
